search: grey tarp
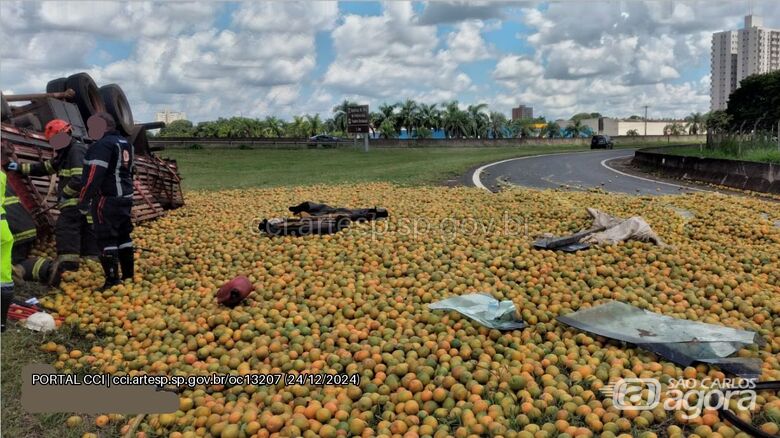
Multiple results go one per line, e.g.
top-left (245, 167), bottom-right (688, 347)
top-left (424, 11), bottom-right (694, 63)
top-left (429, 293), bottom-right (526, 330)
top-left (557, 301), bottom-right (762, 378)
top-left (581, 208), bottom-right (666, 246)
top-left (533, 208), bottom-right (665, 252)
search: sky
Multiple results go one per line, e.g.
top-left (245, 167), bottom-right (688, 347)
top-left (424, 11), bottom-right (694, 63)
top-left (1, 0), bottom-right (779, 123)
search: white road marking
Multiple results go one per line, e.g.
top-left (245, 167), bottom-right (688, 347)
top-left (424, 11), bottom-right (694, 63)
top-left (471, 150), bottom-right (598, 191)
top-left (599, 156), bottom-right (711, 193)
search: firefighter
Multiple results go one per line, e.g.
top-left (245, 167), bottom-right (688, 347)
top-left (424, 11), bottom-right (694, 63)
top-left (1, 180), bottom-right (56, 285)
top-left (79, 112), bottom-right (135, 290)
top-left (4, 119), bottom-right (99, 285)
top-left (3, 180), bottom-right (37, 264)
top-left (1, 170), bottom-right (15, 332)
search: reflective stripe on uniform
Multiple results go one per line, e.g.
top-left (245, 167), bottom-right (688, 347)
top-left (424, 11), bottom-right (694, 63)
top-left (44, 161), bottom-right (55, 174)
top-left (31, 257), bottom-right (46, 281)
top-left (86, 214), bottom-right (93, 224)
top-left (13, 228), bottom-right (36, 241)
top-left (3, 196), bottom-right (19, 206)
top-left (59, 167), bottom-right (83, 177)
top-left (62, 185), bottom-right (78, 197)
top-left (85, 159), bottom-right (108, 168)
top-left (58, 198), bottom-right (79, 208)
top-left (21, 163), bottom-right (31, 174)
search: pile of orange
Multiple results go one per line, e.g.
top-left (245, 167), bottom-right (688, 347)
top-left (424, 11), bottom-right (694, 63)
top-left (37, 183), bottom-right (778, 437)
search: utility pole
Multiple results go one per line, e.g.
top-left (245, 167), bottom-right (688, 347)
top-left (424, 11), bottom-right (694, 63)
top-left (643, 105), bottom-right (649, 136)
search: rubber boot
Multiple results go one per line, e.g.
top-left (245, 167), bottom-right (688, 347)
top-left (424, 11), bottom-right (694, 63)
top-left (99, 251), bottom-right (121, 291)
top-left (49, 257), bottom-right (79, 288)
top-left (1, 285), bottom-right (14, 332)
top-left (118, 247), bottom-right (134, 281)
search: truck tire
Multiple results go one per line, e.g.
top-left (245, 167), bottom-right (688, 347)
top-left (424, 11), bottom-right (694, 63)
top-left (46, 77), bottom-right (68, 93)
top-left (65, 73), bottom-right (105, 123)
top-left (99, 84), bottom-right (134, 135)
top-left (1, 93), bottom-right (11, 121)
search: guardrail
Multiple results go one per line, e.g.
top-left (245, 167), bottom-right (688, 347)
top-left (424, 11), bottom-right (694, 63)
top-left (632, 146), bottom-right (780, 194)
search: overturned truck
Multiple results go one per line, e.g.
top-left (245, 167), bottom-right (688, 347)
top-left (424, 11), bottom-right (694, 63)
top-left (1, 72), bottom-right (184, 251)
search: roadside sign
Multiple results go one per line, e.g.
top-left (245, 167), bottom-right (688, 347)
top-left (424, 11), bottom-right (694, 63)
top-left (347, 105), bottom-right (369, 133)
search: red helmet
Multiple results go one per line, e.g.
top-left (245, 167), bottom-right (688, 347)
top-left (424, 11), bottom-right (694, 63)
top-left (44, 119), bottom-right (72, 141)
top-left (216, 276), bottom-right (253, 307)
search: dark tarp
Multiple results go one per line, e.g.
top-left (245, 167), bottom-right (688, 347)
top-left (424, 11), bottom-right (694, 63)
top-left (288, 201), bottom-right (388, 221)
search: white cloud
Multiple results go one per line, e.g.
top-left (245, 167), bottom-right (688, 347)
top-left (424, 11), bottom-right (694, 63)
top-left (491, 0), bottom-right (780, 119)
top-left (3, 0), bottom-right (778, 124)
top-left (441, 20), bottom-right (494, 63)
top-left (417, 1), bottom-right (506, 25)
top-left (232, 2), bottom-right (337, 33)
top-left (323, 3), bottom-right (474, 103)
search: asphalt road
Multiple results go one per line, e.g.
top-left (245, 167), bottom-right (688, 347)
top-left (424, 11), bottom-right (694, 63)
top-left (471, 149), bottom-right (703, 195)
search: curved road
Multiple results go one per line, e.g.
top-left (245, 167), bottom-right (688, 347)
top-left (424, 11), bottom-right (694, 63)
top-left (471, 149), bottom-right (705, 195)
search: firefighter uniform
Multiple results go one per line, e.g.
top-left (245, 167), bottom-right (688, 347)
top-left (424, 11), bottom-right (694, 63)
top-left (2, 181), bottom-right (56, 285)
top-left (3, 182), bottom-right (37, 264)
top-left (80, 129), bottom-right (135, 289)
top-left (1, 171), bottom-right (15, 331)
top-left (19, 138), bottom-right (99, 277)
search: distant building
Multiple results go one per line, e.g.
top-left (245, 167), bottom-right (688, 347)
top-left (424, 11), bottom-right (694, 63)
top-left (571, 117), bottom-right (687, 136)
top-left (155, 109), bottom-right (187, 124)
top-left (511, 105), bottom-right (533, 120)
top-left (711, 15), bottom-right (780, 111)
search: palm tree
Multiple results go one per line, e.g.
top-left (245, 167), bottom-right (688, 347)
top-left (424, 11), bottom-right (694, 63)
top-left (332, 99), bottom-right (355, 133)
top-left (417, 103), bottom-right (441, 131)
top-left (508, 118), bottom-right (535, 138)
top-left (564, 119), bottom-right (586, 138)
top-left (305, 114), bottom-right (324, 137)
top-left (263, 116), bottom-right (285, 138)
top-left (664, 122), bottom-right (685, 136)
top-left (370, 104), bottom-right (396, 136)
top-left (323, 118), bottom-right (337, 134)
top-left (288, 115), bottom-right (309, 138)
top-left (395, 99), bottom-right (419, 137)
top-left (542, 121), bottom-right (561, 138)
top-left (379, 118), bottom-right (396, 139)
top-left (369, 112), bottom-right (382, 137)
top-left (488, 112), bottom-right (507, 138)
top-left (441, 101), bottom-right (468, 138)
top-left (685, 112), bottom-right (704, 135)
top-left (466, 103), bottom-right (489, 138)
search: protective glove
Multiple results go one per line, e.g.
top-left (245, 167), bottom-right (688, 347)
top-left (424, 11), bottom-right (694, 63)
top-left (78, 200), bottom-right (91, 217)
top-left (3, 161), bottom-right (19, 172)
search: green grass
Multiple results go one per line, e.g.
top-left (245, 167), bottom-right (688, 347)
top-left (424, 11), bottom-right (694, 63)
top-left (1, 285), bottom-right (123, 438)
top-left (159, 146), bottom-right (594, 191)
top-left (663, 143), bottom-right (780, 164)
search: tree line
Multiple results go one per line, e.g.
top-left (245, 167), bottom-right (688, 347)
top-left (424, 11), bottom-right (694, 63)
top-left (155, 77), bottom-right (780, 141)
top-left (155, 100), bottom-right (605, 140)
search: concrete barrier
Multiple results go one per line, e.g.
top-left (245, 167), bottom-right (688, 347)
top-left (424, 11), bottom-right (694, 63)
top-left (632, 146), bottom-right (780, 194)
top-left (149, 134), bottom-right (705, 149)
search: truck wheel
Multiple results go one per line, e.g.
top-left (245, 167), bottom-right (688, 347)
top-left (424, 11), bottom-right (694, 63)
top-left (99, 84), bottom-right (134, 136)
top-left (46, 77), bottom-right (68, 93)
top-left (66, 73), bottom-right (105, 123)
top-left (1, 93), bottom-right (11, 121)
